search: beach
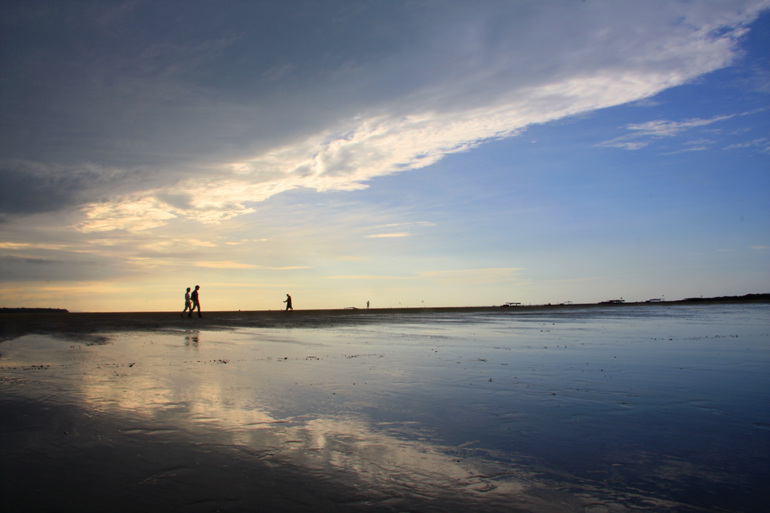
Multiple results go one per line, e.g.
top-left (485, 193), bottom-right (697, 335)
top-left (1, 303), bottom-right (768, 512)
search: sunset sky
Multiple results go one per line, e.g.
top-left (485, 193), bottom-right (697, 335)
top-left (1, 1), bottom-right (769, 312)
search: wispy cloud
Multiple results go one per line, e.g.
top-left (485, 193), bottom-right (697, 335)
top-left (598, 114), bottom-right (735, 150)
top-left (0, 255), bottom-right (64, 265)
top-left (194, 261), bottom-right (259, 270)
top-left (0, 242), bottom-right (69, 251)
top-left (326, 274), bottom-right (411, 281)
top-left (193, 261), bottom-right (310, 270)
top-left (725, 137), bottom-right (770, 153)
top-left (224, 238), bottom-right (269, 246)
top-left (626, 116), bottom-right (734, 137)
top-left (125, 257), bottom-right (180, 270)
top-left (366, 233), bottom-right (411, 239)
top-left (364, 222), bottom-right (434, 239)
top-left (78, 197), bottom-right (179, 232)
top-left (374, 222), bottom-right (435, 229)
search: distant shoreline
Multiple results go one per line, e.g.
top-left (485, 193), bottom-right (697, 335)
top-left (1, 294), bottom-right (768, 343)
top-left (1, 293), bottom-right (768, 316)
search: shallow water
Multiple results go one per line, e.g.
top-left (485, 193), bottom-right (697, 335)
top-left (1, 304), bottom-right (768, 512)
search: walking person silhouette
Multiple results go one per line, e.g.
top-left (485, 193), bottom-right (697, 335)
top-left (181, 287), bottom-right (192, 317)
top-left (284, 293), bottom-right (293, 311)
top-left (189, 285), bottom-right (202, 317)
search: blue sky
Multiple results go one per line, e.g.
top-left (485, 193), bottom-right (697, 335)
top-left (1, 1), bottom-right (768, 311)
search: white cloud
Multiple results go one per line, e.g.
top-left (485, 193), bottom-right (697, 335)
top-left (8, 1), bottom-right (765, 232)
top-left (78, 196), bottom-right (178, 232)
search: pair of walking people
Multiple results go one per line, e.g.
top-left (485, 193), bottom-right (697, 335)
top-left (182, 285), bottom-right (201, 317)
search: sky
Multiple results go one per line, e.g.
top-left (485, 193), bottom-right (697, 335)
top-left (1, 0), bottom-right (769, 312)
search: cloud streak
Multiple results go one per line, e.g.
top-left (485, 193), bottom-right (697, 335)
top-left (598, 114), bottom-right (742, 150)
top-left (2, 1), bottom-right (767, 231)
top-left (367, 233), bottom-right (411, 239)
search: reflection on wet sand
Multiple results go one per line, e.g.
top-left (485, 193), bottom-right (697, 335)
top-left (184, 331), bottom-right (199, 349)
top-left (1, 305), bottom-right (768, 512)
top-left (68, 331), bottom-right (540, 508)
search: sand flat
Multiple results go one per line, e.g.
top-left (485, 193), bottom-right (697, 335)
top-left (2, 303), bottom-right (769, 512)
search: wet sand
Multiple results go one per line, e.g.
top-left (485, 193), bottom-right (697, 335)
top-left (1, 304), bottom-right (769, 512)
top-left (0, 306), bottom-right (561, 340)
top-left (2, 300), bottom-right (767, 340)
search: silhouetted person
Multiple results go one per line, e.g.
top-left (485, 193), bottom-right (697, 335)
top-left (367, 300), bottom-right (370, 309)
top-left (189, 285), bottom-right (202, 317)
top-left (284, 293), bottom-right (293, 311)
top-left (181, 287), bottom-right (192, 317)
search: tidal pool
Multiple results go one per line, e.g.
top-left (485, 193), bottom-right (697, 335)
top-left (1, 304), bottom-right (768, 512)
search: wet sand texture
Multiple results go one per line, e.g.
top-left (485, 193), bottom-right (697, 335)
top-left (1, 304), bottom-right (769, 512)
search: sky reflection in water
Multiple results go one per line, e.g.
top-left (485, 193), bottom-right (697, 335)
top-left (2, 304), bottom-right (769, 512)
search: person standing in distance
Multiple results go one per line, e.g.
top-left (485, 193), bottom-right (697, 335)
top-left (190, 285), bottom-right (202, 317)
top-left (284, 293), bottom-right (293, 311)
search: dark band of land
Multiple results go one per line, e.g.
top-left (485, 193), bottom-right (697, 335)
top-left (1, 294), bottom-right (768, 343)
